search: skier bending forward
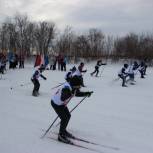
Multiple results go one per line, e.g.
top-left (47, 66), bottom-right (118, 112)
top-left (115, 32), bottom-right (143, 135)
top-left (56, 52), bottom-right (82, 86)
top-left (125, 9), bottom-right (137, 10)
top-left (51, 75), bottom-right (93, 143)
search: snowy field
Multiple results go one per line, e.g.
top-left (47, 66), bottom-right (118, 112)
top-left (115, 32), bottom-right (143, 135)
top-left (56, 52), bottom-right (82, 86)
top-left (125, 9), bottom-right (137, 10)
top-left (0, 62), bottom-right (153, 153)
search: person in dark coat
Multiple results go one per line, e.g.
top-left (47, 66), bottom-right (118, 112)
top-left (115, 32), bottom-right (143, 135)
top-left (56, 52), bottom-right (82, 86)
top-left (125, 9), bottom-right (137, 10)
top-left (138, 61), bottom-right (146, 78)
top-left (90, 60), bottom-right (106, 77)
top-left (118, 64), bottom-right (129, 87)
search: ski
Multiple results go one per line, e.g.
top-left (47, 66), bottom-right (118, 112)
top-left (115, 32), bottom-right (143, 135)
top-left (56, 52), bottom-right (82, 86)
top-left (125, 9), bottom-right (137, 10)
top-left (41, 129), bottom-right (120, 151)
top-left (47, 136), bottom-right (104, 153)
top-left (68, 135), bottom-right (119, 150)
top-left (41, 129), bottom-right (119, 151)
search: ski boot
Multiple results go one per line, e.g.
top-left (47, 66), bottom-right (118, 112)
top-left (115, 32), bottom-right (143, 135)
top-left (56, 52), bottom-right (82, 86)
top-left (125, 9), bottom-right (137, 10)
top-left (64, 131), bottom-right (75, 139)
top-left (32, 91), bottom-right (38, 97)
top-left (58, 133), bottom-right (71, 144)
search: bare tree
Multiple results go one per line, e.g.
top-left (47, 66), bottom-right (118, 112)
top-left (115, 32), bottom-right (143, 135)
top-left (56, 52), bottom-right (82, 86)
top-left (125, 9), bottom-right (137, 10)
top-left (104, 35), bottom-right (114, 62)
top-left (138, 34), bottom-right (153, 61)
top-left (23, 22), bottom-right (35, 56)
top-left (87, 28), bottom-right (105, 58)
top-left (6, 22), bottom-right (17, 52)
top-left (0, 23), bottom-right (10, 52)
top-left (14, 14), bottom-right (31, 57)
top-left (73, 35), bottom-right (89, 58)
top-left (34, 21), bottom-right (56, 55)
top-left (55, 26), bottom-right (75, 56)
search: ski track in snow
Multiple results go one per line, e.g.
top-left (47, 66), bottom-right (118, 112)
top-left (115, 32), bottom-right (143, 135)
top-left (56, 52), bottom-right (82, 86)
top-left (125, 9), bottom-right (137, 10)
top-left (0, 63), bottom-right (153, 153)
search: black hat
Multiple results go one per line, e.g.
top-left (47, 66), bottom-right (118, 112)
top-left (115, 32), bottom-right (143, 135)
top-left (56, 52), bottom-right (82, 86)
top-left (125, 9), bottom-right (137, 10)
top-left (124, 63), bottom-right (128, 68)
top-left (70, 76), bottom-right (82, 87)
top-left (70, 66), bottom-right (76, 72)
top-left (39, 64), bottom-right (45, 71)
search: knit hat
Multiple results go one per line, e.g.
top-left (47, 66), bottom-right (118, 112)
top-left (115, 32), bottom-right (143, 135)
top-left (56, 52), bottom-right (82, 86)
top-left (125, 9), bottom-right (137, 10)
top-left (70, 66), bottom-right (76, 72)
top-left (39, 64), bottom-right (45, 71)
top-left (124, 63), bottom-right (128, 68)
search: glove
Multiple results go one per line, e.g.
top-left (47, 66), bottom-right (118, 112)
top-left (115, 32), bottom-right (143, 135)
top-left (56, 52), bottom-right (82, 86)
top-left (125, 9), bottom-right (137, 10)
top-left (44, 77), bottom-right (47, 80)
top-left (86, 91), bottom-right (93, 97)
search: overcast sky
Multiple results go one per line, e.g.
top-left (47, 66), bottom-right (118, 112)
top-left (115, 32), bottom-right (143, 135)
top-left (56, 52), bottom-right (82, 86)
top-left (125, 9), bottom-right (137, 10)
top-left (0, 0), bottom-right (153, 36)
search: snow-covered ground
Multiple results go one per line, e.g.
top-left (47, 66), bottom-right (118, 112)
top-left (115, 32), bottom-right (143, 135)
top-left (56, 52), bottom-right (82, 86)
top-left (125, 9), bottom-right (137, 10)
top-left (0, 63), bottom-right (153, 153)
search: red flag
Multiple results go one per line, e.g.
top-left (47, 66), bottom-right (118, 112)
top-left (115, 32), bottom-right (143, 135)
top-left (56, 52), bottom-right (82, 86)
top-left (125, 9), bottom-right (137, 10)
top-left (34, 55), bottom-right (41, 67)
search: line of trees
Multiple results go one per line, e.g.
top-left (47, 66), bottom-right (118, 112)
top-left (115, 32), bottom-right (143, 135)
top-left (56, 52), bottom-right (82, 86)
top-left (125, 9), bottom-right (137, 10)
top-left (0, 14), bottom-right (153, 63)
top-left (113, 33), bottom-right (153, 63)
top-left (0, 14), bottom-right (56, 57)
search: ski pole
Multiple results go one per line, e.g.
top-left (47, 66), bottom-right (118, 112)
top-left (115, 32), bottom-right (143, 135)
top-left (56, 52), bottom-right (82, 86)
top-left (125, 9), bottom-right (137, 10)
top-left (51, 82), bottom-right (65, 90)
top-left (99, 55), bottom-right (109, 77)
top-left (41, 115), bottom-right (58, 139)
top-left (41, 94), bottom-right (74, 139)
top-left (99, 66), bottom-right (105, 77)
top-left (99, 63), bottom-right (107, 77)
top-left (20, 82), bottom-right (32, 87)
top-left (56, 95), bottom-right (88, 127)
top-left (10, 78), bottom-right (44, 90)
top-left (113, 77), bottom-right (120, 82)
top-left (10, 81), bottom-right (32, 90)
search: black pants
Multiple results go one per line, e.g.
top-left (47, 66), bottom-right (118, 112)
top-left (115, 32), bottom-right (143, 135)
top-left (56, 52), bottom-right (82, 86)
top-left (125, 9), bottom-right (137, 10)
top-left (0, 66), bottom-right (5, 74)
top-left (139, 70), bottom-right (144, 78)
top-left (31, 78), bottom-right (40, 93)
top-left (91, 68), bottom-right (99, 76)
top-left (58, 62), bottom-right (61, 70)
top-left (61, 62), bottom-right (66, 71)
top-left (50, 65), bottom-right (53, 70)
top-left (79, 76), bottom-right (85, 87)
top-left (19, 61), bottom-right (24, 68)
top-left (51, 100), bottom-right (71, 134)
top-left (126, 73), bottom-right (134, 82)
top-left (9, 61), bottom-right (14, 69)
top-left (118, 74), bottom-right (126, 86)
top-left (144, 65), bottom-right (147, 75)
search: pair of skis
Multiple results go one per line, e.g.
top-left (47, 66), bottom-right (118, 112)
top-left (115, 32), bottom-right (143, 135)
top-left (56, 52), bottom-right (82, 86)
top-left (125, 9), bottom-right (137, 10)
top-left (46, 132), bottom-right (119, 153)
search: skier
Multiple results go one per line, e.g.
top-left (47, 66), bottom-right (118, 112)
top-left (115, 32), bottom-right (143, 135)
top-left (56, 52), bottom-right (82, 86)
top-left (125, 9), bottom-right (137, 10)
top-left (138, 61), bottom-right (146, 78)
top-left (72, 62), bottom-right (87, 87)
top-left (90, 60), bottom-right (106, 77)
top-left (51, 75), bottom-right (93, 143)
top-left (31, 65), bottom-right (47, 96)
top-left (126, 61), bottom-right (138, 84)
top-left (133, 61), bottom-right (139, 70)
top-left (118, 64), bottom-right (129, 87)
top-left (144, 62), bottom-right (148, 75)
top-left (65, 66), bottom-right (76, 83)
